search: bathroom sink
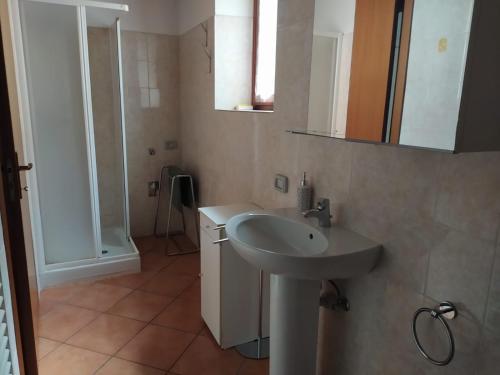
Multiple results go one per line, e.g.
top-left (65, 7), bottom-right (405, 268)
top-left (225, 208), bottom-right (381, 375)
top-left (225, 210), bottom-right (381, 280)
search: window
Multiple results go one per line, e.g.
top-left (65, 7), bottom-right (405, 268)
top-left (252, 0), bottom-right (278, 110)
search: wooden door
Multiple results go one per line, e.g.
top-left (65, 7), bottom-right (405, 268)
top-left (346, 0), bottom-right (397, 142)
top-left (0, 20), bottom-right (38, 375)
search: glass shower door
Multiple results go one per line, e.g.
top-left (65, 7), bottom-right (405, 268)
top-left (21, 0), bottom-right (99, 264)
top-left (86, 14), bottom-right (131, 257)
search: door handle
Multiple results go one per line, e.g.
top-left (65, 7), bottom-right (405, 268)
top-left (18, 163), bottom-right (33, 171)
top-left (13, 153), bottom-right (33, 200)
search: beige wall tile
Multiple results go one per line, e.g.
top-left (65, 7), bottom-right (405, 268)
top-left (121, 31), bottom-right (181, 237)
top-left (175, 2), bottom-right (500, 373)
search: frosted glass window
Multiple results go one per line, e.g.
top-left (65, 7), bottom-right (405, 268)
top-left (253, 0), bottom-right (278, 108)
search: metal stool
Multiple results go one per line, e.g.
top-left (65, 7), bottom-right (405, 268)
top-left (154, 166), bottom-right (199, 256)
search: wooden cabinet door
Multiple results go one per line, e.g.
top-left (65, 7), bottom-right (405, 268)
top-left (346, 0), bottom-right (397, 142)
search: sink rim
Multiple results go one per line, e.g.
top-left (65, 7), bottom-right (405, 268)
top-left (225, 211), bottom-right (329, 259)
top-left (225, 208), bottom-right (382, 280)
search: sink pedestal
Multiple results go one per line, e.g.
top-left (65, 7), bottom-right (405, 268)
top-left (270, 275), bottom-right (320, 375)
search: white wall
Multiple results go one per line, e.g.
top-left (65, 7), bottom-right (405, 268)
top-left (101, 0), bottom-right (178, 35)
top-left (399, 0), bottom-right (474, 150)
top-left (215, 0), bottom-right (253, 17)
top-left (177, 0), bottom-right (214, 35)
top-left (313, 0), bottom-right (355, 33)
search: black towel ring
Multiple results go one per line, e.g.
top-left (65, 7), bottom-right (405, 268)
top-left (412, 301), bottom-right (457, 366)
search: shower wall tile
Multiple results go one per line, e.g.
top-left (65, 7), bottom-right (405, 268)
top-left (426, 230), bottom-right (495, 322)
top-left (179, 19), bottom-right (254, 207)
top-left (122, 31), bottom-right (180, 237)
top-left (348, 144), bottom-right (442, 232)
top-left (477, 329), bottom-right (500, 375)
top-left (434, 152), bottom-right (500, 242)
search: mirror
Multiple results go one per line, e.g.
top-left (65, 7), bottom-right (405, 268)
top-left (295, 0), bottom-right (475, 152)
top-left (214, 0), bottom-right (278, 112)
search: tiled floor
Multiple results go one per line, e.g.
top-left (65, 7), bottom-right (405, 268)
top-left (37, 236), bottom-right (269, 375)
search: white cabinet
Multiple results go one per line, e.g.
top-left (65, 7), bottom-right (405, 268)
top-left (199, 203), bottom-right (270, 349)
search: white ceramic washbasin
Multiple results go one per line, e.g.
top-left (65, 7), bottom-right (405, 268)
top-left (225, 208), bottom-right (381, 375)
top-left (225, 209), bottom-right (381, 280)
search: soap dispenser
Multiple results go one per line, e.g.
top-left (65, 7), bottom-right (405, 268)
top-left (297, 172), bottom-right (312, 212)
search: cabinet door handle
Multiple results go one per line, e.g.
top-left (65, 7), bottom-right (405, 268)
top-left (213, 225), bottom-right (225, 231)
top-left (213, 238), bottom-right (228, 244)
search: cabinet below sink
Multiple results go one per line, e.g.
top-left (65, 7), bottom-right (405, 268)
top-left (199, 203), bottom-right (270, 349)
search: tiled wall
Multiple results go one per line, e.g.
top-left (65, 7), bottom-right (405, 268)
top-left (178, 0), bottom-right (500, 373)
top-left (121, 31), bottom-right (181, 237)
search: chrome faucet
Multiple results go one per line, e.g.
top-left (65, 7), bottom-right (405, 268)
top-left (303, 198), bottom-right (332, 227)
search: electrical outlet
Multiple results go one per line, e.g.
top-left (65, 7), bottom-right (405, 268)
top-left (165, 140), bottom-right (178, 150)
top-left (274, 174), bottom-right (288, 193)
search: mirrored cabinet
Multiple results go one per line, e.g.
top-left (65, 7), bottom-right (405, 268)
top-left (294, 0), bottom-right (500, 153)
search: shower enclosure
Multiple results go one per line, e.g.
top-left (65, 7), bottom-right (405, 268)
top-left (17, 0), bottom-right (139, 287)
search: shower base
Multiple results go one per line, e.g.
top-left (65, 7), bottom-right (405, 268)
top-left (39, 232), bottom-right (140, 288)
top-left (101, 226), bottom-right (134, 257)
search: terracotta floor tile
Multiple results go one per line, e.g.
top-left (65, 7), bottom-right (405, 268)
top-left (181, 279), bottom-right (200, 301)
top-left (67, 314), bottom-right (145, 355)
top-left (141, 248), bottom-right (177, 272)
top-left (101, 270), bottom-right (157, 290)
top-left (116, 324), bottom-right (195, 370)
top-left (39, 304), bottom-right (99, 341)
top-left (96, 358), bottom-right (164, 375)
top-left (171, 335), bottom-right (243, 375)
top-left (168, 253), bottom-right (200, 276)
top-left (37, 338), bottom-right (61, 360)
top-left (198, 325), bottom-right (211, 337)
top-left (67, 283), bottom-right (132, 312)
top-left (108, 290), bottom-right (173, 322)
top-left (133, 236), bottom-right (161, 254)
top-left (197, 325), bottom-right (220, 347)
top-left (134, 236), bottom-right (178, 254)
top-left (38, 344), bottom-right (109, 375)
top-left (238, 358), bottom-right (269, 375)
top-left (139, 269), bottom-right (196, 298)
top-left (152, 294), bottom-right (203, 334)
top-left (171, 234), bottom-right (198, 253)
top-left (40, 283), bottom-right (87, 303)
top-left (38, 298), bottom-right (60, 317)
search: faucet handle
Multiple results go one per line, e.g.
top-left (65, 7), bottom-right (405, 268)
top-left (317, 198), bottom-right (330, 210)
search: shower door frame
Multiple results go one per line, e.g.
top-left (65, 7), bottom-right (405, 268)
top-left (115, 17), bottom-right (131, 240)
top-left (9, 0), bottom-right (138, 288)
